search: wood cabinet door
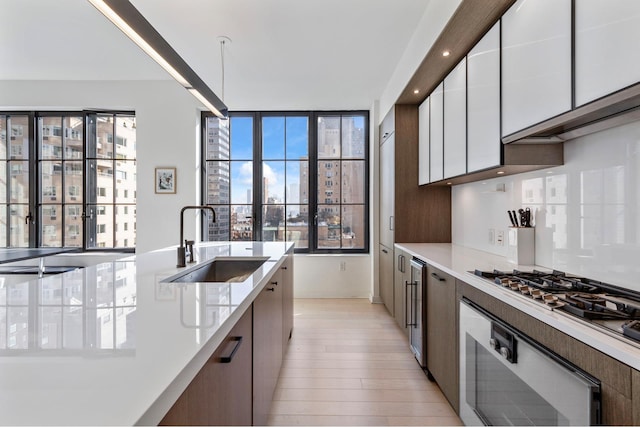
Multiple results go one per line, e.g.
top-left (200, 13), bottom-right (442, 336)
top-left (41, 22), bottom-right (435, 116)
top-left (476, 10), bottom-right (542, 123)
top-left (501, 0), bottom-right (571, 137)
top-left (160, 307), bottom-right (253, 426)
top-left (281, 255), bottom-right (294, 356)
top-left (575, 0), bottom-right (640, 106)
top-left (393, 249), bottom-right (410, 338)
top-left (467, 21), bottom-right (501, 173)
top-left (426, 266), bottom-right (458, 412)
top-left (379, 135), bottom-right (395, 247)
top-left (253, 273), bottom-right (283, 426)
top-left (379, 244), bottom-right (394, 316)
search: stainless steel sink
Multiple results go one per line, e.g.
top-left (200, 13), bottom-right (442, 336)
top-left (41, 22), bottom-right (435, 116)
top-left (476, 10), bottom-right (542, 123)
top-left (162, 257), bottom-right (269, 283)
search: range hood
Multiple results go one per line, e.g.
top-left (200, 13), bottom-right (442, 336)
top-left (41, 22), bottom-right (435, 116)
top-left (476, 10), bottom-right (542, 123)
top-left (502, 83), bottom-right (640, 144)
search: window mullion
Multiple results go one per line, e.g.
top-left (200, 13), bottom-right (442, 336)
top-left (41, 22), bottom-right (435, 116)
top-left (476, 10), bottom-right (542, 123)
top-left (29, 113), bottom-right (38, 247)
top-left (309, 113), bottom-right (319, 252)
top-left (253, 112), bottom-right (262, 242)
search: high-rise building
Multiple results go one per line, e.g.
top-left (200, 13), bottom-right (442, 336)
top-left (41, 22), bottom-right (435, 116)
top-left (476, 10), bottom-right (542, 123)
top-left (205, 118), bottom-right (230, 240)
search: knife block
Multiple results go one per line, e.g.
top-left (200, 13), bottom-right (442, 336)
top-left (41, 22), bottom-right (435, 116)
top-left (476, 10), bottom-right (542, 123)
top-left (507, 227), bottom-right (535, 265)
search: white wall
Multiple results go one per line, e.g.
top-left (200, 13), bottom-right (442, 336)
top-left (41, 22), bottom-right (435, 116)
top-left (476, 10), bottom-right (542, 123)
top-left (452, 120), bottom-right (640, 292)
top-left (378, 0), bottom-right (462, 122)
top-left (0, 79), bottom-right (203, 254)
top-left (293, 255), bottom-right (371, 298)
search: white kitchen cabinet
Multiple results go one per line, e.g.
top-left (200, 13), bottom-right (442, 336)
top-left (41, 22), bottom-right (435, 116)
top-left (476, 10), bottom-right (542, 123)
top-left (575, 0), bottom-right (640, 106)
top-left (418, 97), bottom-right (430, 185)
top-left (429, 82), bottom-right (444, 182)
top-left (501, 0), bottom-right (572, 137)
top-left (467, 22), bottom-right (501, 173)
top-left (444, 58), bottom-right (467, 179)
top-left (379, 133), bottom-right (394, 247)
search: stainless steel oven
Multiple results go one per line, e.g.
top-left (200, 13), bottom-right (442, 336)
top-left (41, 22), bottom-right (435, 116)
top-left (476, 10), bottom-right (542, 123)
top-left (460, 299), bottom-right (601, 426)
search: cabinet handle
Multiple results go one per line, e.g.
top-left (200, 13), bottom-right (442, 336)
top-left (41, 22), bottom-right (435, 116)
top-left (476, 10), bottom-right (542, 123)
top-left (281, 266), bottom-right (288, 270)
top-left (401, 255), bottom-right (405, 273)
top-left (218, 336), bottom-right (243, 363)
top-left (266, 287), bottom-right (275, 292)
top-left (405, 281), bottom-right (416, 327)
top-left (430, 272), bottom-right (445, 282)
top-left (382, 248), bottom-right (388, 254)
top-left (271, 281), bottom-right (278, 286)
top-left (389, 216), bottom-right (394, 231)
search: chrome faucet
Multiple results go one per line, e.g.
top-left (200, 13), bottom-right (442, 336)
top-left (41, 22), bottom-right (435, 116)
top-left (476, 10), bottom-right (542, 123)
top-left (177, 206), bottom-right (216, 267)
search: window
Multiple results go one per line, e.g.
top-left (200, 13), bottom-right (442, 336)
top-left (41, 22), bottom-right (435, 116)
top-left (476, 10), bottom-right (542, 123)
top-left (202, 111), bottom-right (368, 253)
top-left (0, 112), bottom-right (136, 250)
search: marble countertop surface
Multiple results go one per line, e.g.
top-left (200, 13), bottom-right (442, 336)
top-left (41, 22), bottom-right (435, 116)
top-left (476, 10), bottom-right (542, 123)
top-left (0, 241), bottom-right (293, 425)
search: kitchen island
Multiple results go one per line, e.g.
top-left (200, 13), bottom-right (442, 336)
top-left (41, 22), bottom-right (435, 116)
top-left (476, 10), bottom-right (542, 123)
top-left (0, 241), bottom-right (293, 426)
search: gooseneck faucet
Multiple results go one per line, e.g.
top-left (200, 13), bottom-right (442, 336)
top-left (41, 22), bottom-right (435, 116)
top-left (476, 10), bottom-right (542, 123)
top-left (177, 205), bottom-right (216, 267)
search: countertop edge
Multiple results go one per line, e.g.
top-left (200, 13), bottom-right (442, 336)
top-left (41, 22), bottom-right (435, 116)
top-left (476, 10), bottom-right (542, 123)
top-left (395, 243), bottom-right (640, 371)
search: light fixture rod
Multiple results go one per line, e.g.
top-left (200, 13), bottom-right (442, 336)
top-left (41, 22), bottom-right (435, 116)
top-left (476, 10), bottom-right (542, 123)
top-left (88, 0), bottom-right (228, 118)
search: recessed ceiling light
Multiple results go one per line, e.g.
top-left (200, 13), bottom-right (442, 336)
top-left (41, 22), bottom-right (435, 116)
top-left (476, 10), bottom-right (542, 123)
top-left (447, 182), bottom-right (452, 185)
top-left (442, 50), bottom-right (451, 57)
top-left (497, 171), bottom-right (505, 175)
top-left (413, 89), bottom-right (420, 94)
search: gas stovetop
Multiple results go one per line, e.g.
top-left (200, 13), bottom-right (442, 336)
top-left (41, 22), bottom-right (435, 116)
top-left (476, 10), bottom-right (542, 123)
top-left (472, 269), bottom-right (640, 345)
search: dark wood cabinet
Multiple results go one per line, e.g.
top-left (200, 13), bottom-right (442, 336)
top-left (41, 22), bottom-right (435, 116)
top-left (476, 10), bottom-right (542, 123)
top-left (426, 265), bottom-right (458, 412)
top-left (160, 307), bottom-right (253, 426)
top-left (378, 105), bottom-right (451, 312)
top-left (253, 269), bottom-right (284, 426)
top-left (379, 245), bottom-right (394, 315)
top-left (393, 248), bottom-right (410, 338)
top-left (281, 255), bottom-right (294, 356)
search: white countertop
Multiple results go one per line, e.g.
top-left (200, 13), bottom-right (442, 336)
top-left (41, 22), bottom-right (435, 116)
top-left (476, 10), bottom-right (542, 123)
top-left (395, 243), bottom-right (640, 371)
top-left (0, 241), bottom-right (293, 426)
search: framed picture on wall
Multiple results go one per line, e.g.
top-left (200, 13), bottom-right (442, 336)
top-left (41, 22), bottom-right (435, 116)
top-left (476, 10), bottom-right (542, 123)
top-left (155, 167), bottom-right (176, 194)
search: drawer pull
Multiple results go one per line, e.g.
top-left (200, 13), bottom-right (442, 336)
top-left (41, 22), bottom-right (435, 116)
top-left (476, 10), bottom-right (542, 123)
top-left (431, 272), bottom-right (445, 282)
top-left (219, 336), bottom-right (243, 363)
top-left (266, 287), bottom-right (275, 292)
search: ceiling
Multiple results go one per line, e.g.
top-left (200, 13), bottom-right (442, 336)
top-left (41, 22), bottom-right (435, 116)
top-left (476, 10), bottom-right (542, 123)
top-left (1, 0), bottom-right (432, 111)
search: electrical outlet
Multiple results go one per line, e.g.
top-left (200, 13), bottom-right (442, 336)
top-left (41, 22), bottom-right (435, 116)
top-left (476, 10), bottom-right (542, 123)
top-left (489, 228), bottom-right (495, 245)
top-left (340, 261), bottom-right (346, 271)
top-left (496, 230), bottom-right (504, 246)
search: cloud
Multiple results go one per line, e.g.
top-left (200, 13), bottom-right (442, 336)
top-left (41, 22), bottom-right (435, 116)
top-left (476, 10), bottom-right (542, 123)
top-left (239, 161), bottom-right (253, 185)
top-left (263, 163), bottom-right (279, 186)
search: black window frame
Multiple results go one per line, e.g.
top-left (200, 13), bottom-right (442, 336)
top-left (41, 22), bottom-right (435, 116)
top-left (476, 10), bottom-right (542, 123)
top-left (200, 110), bottom-right (370, 254)
top-left (0, 110), bottom-right (136, 252)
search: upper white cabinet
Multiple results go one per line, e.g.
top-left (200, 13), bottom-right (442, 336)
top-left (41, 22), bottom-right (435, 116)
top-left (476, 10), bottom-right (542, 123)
top-left (443, 58), bottom-right (466, 179)
top-left (575, 0), bottom-right (640, 106)
top-left (429, 82), bottom-right (444, 182)
top-left (418, 97), bottom-right (430, 185)
top-left (467, 22), bottom-right (501, 173)
top-left (501, 0), bottom-right (572, 137)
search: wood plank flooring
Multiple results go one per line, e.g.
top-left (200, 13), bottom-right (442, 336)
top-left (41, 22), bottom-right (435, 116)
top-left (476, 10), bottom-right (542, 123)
top-left (268, 299), bottom-right (462, 426)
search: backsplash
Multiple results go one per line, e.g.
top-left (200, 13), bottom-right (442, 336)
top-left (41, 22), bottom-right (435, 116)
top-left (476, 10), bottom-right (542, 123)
top-left (452, 120), bottom-right (640, 292)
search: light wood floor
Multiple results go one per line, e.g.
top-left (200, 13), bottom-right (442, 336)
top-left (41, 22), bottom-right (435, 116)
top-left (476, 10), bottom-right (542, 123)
top-left (268, 299), bottom-right (463, 426)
